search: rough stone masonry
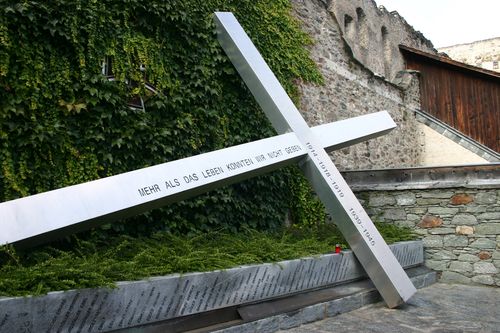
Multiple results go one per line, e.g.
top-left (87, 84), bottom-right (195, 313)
top-left (291, 0), bottom-right (427, 170)
top-left (358, 187), bottom-right (500, 286)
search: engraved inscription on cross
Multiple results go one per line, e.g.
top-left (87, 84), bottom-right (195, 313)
top-left (214, 12), bottom-right (416, 308)
top-left (0, 12), bottom-right (413, 308)
top-left (0, 113), bottom-right (393, 246)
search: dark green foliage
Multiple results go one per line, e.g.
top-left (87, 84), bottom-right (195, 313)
top-left (0, 0), bottom-right (323, 235)
top-left (374, 222), bottom-right (416, 244)
top-left (288, 168), bottom-right (327, 228)
top-left (0, 225), bottom-right (416, 297)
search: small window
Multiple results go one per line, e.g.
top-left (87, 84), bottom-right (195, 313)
top-left (381, 26), bottom-right (388, 37)
top-left (381, 26), bottom-right (391, 78)
top-left (344, 14), bottom-right (353, 29)
top-left (101, 58), bottom-right (157, 111)
top-left (101, 57), bottom-right (113, 77)
top-left (493, 61), bottom-right (499, 69)
top-left (344, 14), bottom-right (355, 39)
top-left (356, 7), bottom-right (366, 20)
top-left (356, 7), bottom-right (368, 50)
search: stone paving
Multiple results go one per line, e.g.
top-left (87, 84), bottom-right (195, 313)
top-left (278, 283), bottom-right (500, 333)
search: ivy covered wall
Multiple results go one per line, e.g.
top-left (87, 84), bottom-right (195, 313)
top-left (0, 0), bottom-right (324, 236)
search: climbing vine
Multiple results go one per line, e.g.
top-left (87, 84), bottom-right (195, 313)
top-left (0, 0), bottom-right (324, 237)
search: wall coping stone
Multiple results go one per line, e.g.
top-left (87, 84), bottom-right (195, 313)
top-left (342, 164), bottom-right (500, 191)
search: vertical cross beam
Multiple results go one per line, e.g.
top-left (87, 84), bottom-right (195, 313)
top-left (214, 12), bottom-right (416, 308)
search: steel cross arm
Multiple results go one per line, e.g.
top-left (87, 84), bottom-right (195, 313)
top-left (0, 112), bottom-right (394, 247)
top-left (214, 12), bottom-right (415, 308)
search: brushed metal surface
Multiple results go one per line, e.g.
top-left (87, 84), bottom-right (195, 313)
top-left (214, 12), bottom-right (415, 308)
top-left (0, 112), bottom-right (394, 247)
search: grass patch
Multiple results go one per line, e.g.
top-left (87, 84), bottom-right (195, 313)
top-left (0, 223), bottom-right (415, 297)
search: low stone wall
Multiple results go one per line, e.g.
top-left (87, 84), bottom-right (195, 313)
top-left (344, 165), bottom-right (500, 287)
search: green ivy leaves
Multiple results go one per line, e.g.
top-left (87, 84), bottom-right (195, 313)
top-left (0, 0), bottom-right (323, 235)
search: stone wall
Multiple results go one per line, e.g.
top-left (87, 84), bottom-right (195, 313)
top-left (439, 37), bottom-right (500, 73)
top-left (354, 182), bottom-right (500, 287)
top-left (326, 0), bottom-right (436, 81)
top-left (292, 0), bottom-right (424, 170)
top-left (291, 0), bottom-right (500, 287)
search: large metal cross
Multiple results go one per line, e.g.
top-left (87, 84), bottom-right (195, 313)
top-left (0, 13), bottom-right (412, 308)
top-left (214, 12), bottom-right (415, 308)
